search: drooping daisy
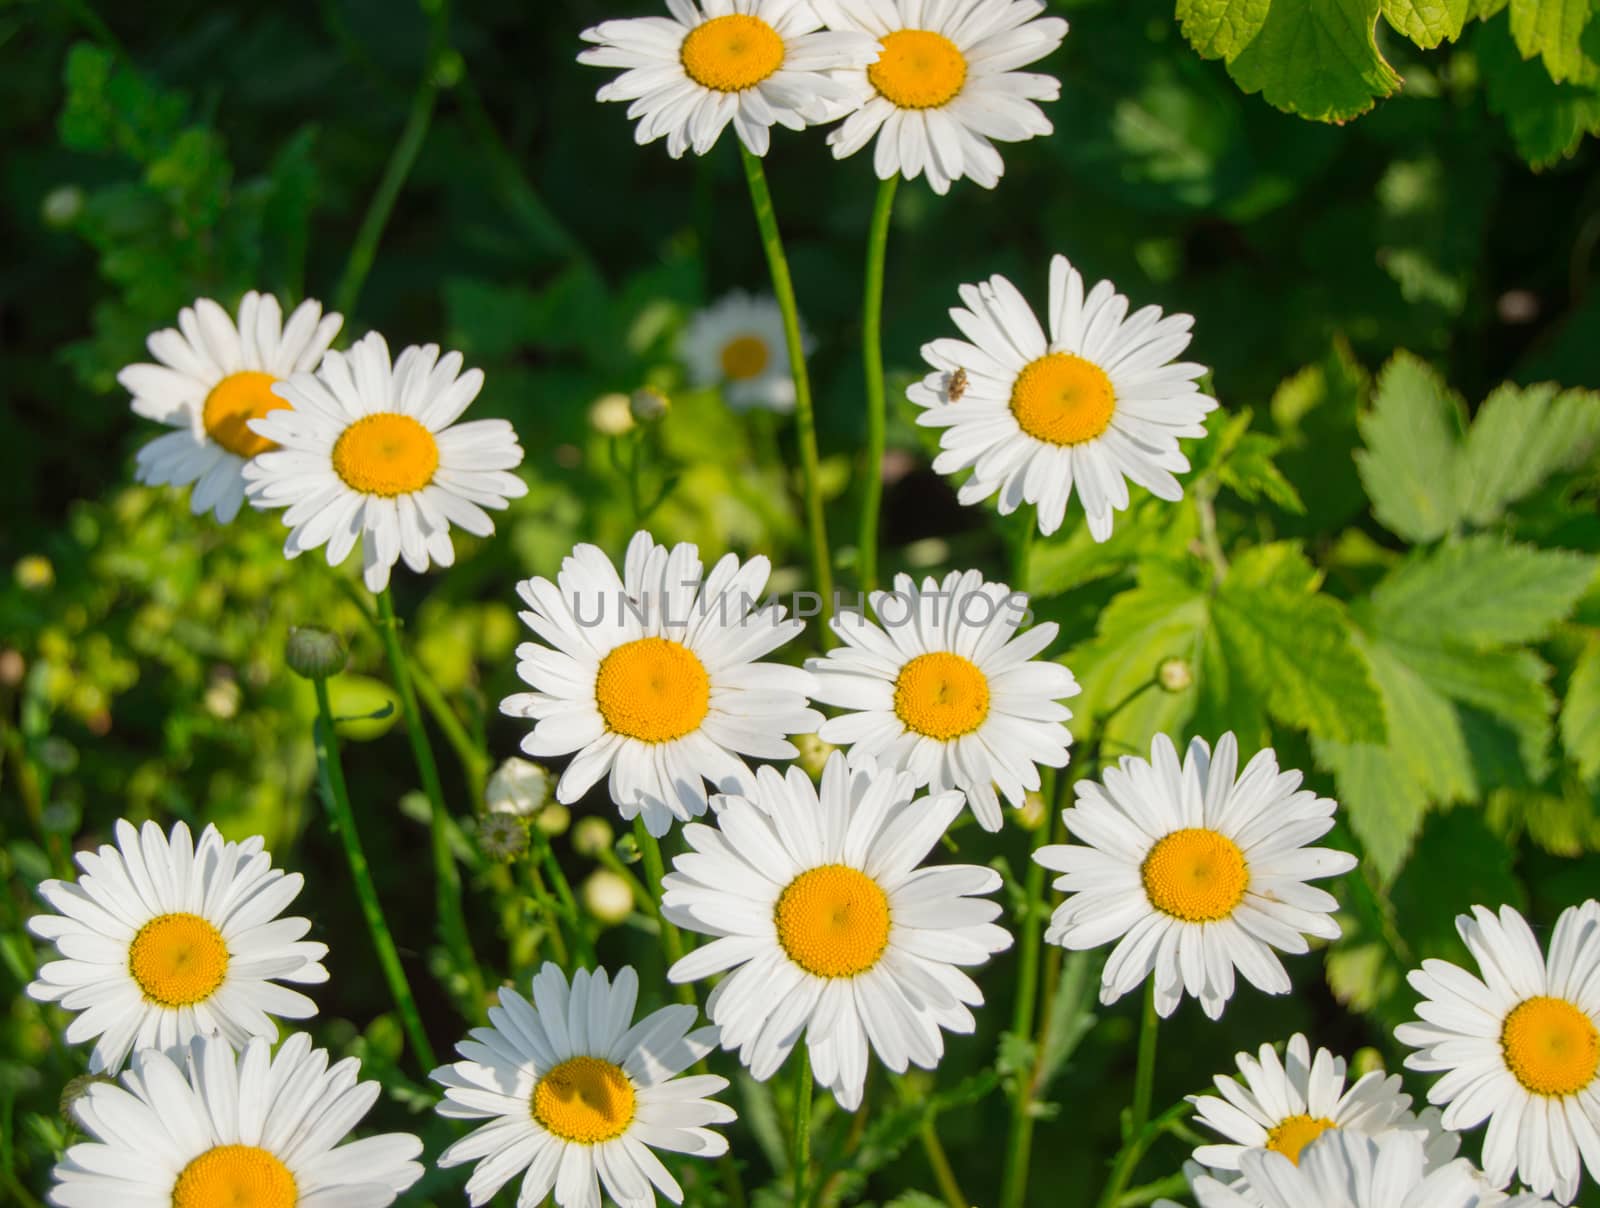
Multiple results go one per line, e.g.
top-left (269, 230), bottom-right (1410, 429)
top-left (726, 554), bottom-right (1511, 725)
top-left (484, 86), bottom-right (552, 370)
top-left (26, 819), bottom-right (328, 1074)
top-left (1189, 1034), bottom-right (1440, 1177)
top-left (433, 963), bottom-right (734, 1207)
top-left (1396, 901), bottom-right (1600, 1204)
top-left (814, 0), bottom-right (1068, 194)
top-left (1035, 733), bottom-right (1356, 1020)
top-left (805, 568), bottom-right (1078, 831)
top-left (909, 253), bottom-right (1216, 540)
top-left (1163, 1130), bottom-right (1557, 1208)
top-left (123, 292), bottom-right (342, 523)
top-left (500, 530), bottom-right (822, 836)
top-left (48, 1032), bottom-right (423, 1208)
top-left (663, 753), bottom-right (1011, 1109)
top-left (578, 0), bottom-right (878, 159)
top-left (242, 331), bottom-right (527, 593)
top-left (681, 290), bottom-right (803, 413)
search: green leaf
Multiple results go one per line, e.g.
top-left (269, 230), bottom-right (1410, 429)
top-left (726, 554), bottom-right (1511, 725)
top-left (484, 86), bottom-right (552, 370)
top-left (1270, 340), bottom-right (1371, 533)
top-left (1562, 638), bottom-right (1600, 780)
top-left (1457, 383), bottom-right (1600, 523)
top-left (1176, 0), bottom-right (1273, 57)
top-left (1219, 432), bottom-right (1306, 513)
top-left (1509, 0), bottom-right (1600, 82)
top-left (1314, 740), bottom-right (1431, 883)
top-left (1480, 14), bottom-right (1600, 165)
top-left (1384, 0), bottom-right (1472, 46)
top-left (1226, 0), bottom-right (1403, 122)
top-left (1355, 352), bottom-right (1467, 542)
top-left (1389, 643), bottom-right (1557, 777)
top-left (1368, 536), bottom-right (1596, 647)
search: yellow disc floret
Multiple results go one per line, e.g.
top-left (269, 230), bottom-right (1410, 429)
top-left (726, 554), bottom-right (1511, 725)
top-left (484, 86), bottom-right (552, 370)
top-left (775, 864), bottom-right (891, 978)
top-left (1141, 829), bottom-right (1248, 923)
top-left (1010, 353), bottom-right (1116, 446)
top-left (172, 1144), bottom-right (296, 1208)
top-left (680, 14), bottom-right (785, 92)
top-left (595, 637), bottom-right (711, 743)
top-left (202, 371), bottom-right (290, 459)
top-left (868, 29), bottom-right (968, 109)
top-left (893, 652), bottom-right (991, 741)
top-left (532, 1056), bottom-right (637, 1144)
top-left (720, 334), bottom-right (770, 381)
top-left (128, 912), bottom-right (229, 1007)
top-left (331, 413), bottom-right (440, 497)
top-left (1502, 996), bottom-right (1600, 1097)
top-left (1266, 1115), bottom-right (1337, 1165)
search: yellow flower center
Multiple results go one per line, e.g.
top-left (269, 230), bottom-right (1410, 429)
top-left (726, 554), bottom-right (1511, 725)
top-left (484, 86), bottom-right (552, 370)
top-left (1140, 829), bottom-right (1248, 923)
top-left (129, 912), bottom-right (229, 1007)
top-left (171, 1144), bottom-right (295, 1208)
top-left (893, 652), bottom-right (990, 741)
top-left (202, 371), bottom-right (289, 459)
top-left (720, 334), bottom-right (770, 381)
top-left (868, 29), bottom-right (968, 109)
top-left (594, 637), bottom-right (711, 743)
top-left (532, 1056), bottom-right (636, 1144)
top-left (775, 864), bottom-right (891, 978)
top-left (1502, 996), bottom-right (1600, 1097)
top-left (1266, 1115), bottom-right (1337, 1165)
top-left (331, 413), bottom-right (439, 497)
top-left (680, 14), bottom-right (785, 92)
top-left (1010, 353), bottom-right (1116, 446)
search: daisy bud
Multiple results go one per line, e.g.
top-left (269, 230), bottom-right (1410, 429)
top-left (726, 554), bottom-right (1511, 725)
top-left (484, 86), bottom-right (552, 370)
top-left (588, 393), bottom-right (635, 437)
top-left (794, 732), bottom-right (836, 779)
top-left (1157, 656), bottom-right (1193, 693)
top-left (613, 833), bottom-right (642, 866)
top-left (582, 870), bottom-right (634, 926)
top-left (629, 386), bottom-right (670, 424)
top-left (572, 816), bottom-right (614, 858)
top-left (484, 756), bottom-right (552, 818)
top-left (533, 802), bottom-right (571, 837)
top-left (477, 813), bottom-right (529, 862)
top-left (285, 626), bottom-right (347, 680)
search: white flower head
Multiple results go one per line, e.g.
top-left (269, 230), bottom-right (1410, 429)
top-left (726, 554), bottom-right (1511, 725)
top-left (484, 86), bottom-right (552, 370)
top-left (578, 0), bottom-right (879, 159)
top-left (1396, 901), bottom-right (1600, 1204)
top-left (242, 331), bottom-right (528, 593)
top-left (681, 290), bottom-right (803, 413)
top-left (806, 568), bottom-right (1078, 831)
top-left (663, 752), bottom-right (1011, 1109)
top-left (433, 963), bottom-right (734, 1207)
top-left (48, 1033), bottom-right (422, 1208)
top-left (501, 530), bottom-right (822, 836)
top-left (485, 755), bottom-right (554, 817)
top-left (910, 253), bottom-right (1216, 540)
top-left (27, 819), bottom-right (328, 1074)
top-left (123, 292), bottom-right (342, 523)
top-left (1035, 733), bottom-right (1356, 1020)
top-left (815, 0), bottom-right (1068, 194)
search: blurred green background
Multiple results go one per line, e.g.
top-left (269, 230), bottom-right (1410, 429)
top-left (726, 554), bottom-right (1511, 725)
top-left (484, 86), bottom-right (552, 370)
top-left (3, 0), bottom-right (1600, 1204)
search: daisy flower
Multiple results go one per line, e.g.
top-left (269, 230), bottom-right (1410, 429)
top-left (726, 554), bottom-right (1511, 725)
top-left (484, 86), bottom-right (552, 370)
top-left (123, 292), bottom-right (341, 523)
top-left (1164, 1130), bottom-right (1557, 1208)
top-left (242, 331), bottom-right (528, 593)
top-left (1189, 1033), bottom-right (1441, 1177)
top-left (26, 819), bottom-right (328, 1074)
top-left (1396, 901), bottom-right (1600, 1204)
top-left (578, 0), bottom-right (878, 159)
top-left (814, 0), bottom-right (1068, 194)
top-left (500, 530), bottom-right (822, 837)
top-left (909, 253), bottom-right (1216, 540)
top-left (433, 963), bottom-right (733, 1207)
top-left (681, 290), bottom-right (803, 413)
top-left (1035, 733), bottom-right (1356, 1020)
top-left (805, 568), bottom-right (1078, 831)
top-left (662, 753), bottom-right (1012, 1109)
top-left (48, 1032), bottom-right (422, 1208)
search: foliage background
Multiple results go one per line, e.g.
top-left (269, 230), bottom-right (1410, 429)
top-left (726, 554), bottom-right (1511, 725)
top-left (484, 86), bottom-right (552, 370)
top-left (2, 0), bottom-right (1599, 1203)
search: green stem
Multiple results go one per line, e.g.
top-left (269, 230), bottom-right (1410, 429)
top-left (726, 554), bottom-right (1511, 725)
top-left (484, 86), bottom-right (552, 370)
top-left (999, 811), bottom-right (1051, 1208)
top-left (920, 1119), bottom-right (966, 1208)
top-left (332, 0), bottom-right (449, 317)
top-left (634, 820), bottom-right (695, 1006)
top-left (374, 587), bottom-right (486, 1012)
top-left (409, 662), bottom-right (489, 807)
top-left (0, 1170), bottom-right (43, 1208)
top-left (532, 826), bottom-right (593, 967)
top-left (792, 1048), bottom-right (814, 1207)
top-left (521, 842), bottom-right (571, 967)
top-left (738, 145), bottom-right (834, 638)
top-left (1094, 985), bottom-right (1162, 1208)
top-left (856, 173), bottom-right (899, 595)
top-left (311, 678), bottom-right (436, 1069)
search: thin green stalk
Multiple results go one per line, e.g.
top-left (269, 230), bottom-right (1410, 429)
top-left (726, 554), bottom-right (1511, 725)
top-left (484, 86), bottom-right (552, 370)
top-left (521, 845), bottom-right (570, 967)
top-left (409, 661), bottom-right (490, 807)
top-left (999, 812), bottom-right (1051, 1208)
top-left (1095, 984), bottom-right (1162, 1208)
top-left (532, 826), bottom-right (593, 967)
top-left (634, 820), bottom-right (695, 1006)
top-left (374, 587), bottom-right (486, 1011)
top-left (792, 1048), bottom-right (814, 1207)
top-left (332, 0), bottom-right (450, 317)
top-left (0, 1169), bottom-right (43, 1208)
top-left (311, 677), bottom-right (436, 1069)
top-left (738, 145), bottom-right (834, 636)
top-left (857, 172), bottom-right (899, 594)
top-left (920, 1119), bottom-right (966, 1208)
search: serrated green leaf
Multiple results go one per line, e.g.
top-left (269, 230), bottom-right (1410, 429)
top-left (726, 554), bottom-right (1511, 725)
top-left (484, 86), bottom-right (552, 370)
top-left (1510, 0), bottom-right (1600, 83)
top-left (1563, 638), bottom-right (1600, 780)
top-left (1487, 784), bottom-right (1600, 854)
top-left (1177, 0), bottom-right (1274, 57)
top-left (1314, 739), bottom-right (1430, 882)
top-left (1457, 383), bottom-right (1600, 523)
top-left (1355, 352), bottom-right (1467, 542)
top-left (1384, 0), bottom-right (1472, 46)
top-left (1227, 0), bottom-right (1403, 122)
top-left (1389, 643), bottom-right (1557, 777)
top-left (1270, 340), bottom-right (1371, 533)
top-left (1480, 13), bottom-right (1600, 165)
top-left (1219, 432), bottom-right (1307, 513)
